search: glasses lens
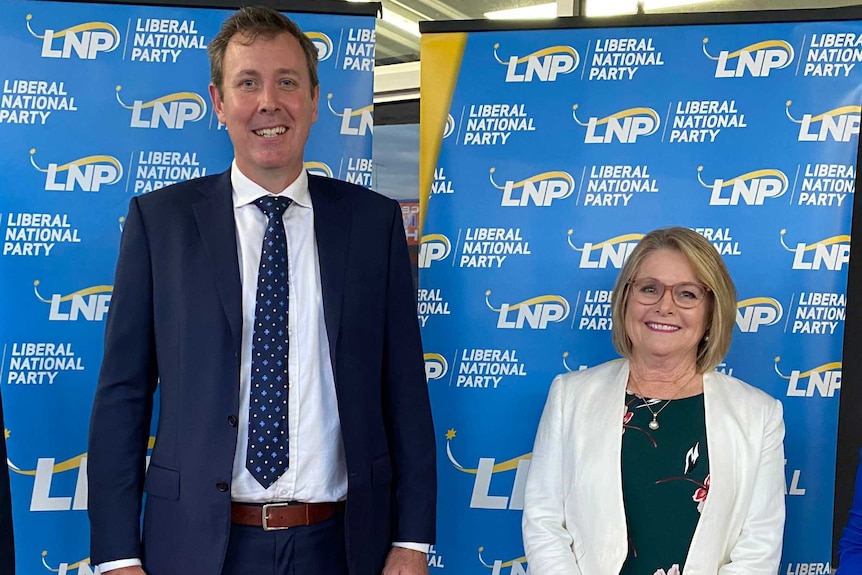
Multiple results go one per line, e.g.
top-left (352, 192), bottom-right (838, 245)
top-left (631, 279), bottom-right (663, 304)
top-left (672, 283), bottom-right (706, 308)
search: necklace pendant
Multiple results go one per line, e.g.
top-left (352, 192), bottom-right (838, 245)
top-left (648, 418), bottom-right (660, 430)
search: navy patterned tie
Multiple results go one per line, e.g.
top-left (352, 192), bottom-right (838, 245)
top-left (247, 196), bottom-right (291, 488)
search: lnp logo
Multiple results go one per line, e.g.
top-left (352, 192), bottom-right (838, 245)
top-left (489, 167), bottom-right (574, 207)
top-left (486, 290), bottom-right (569, 329)
top-left (116, 86), bottom-right (207, 129)
top-left (306, 31), bottom-right (333, 61)
top-left (29, 148), bottom-right (122, 192)
top-left (736, 297), bottom-right (783, 333)
top-left (445, 429), bottom-right (530, 509)
top-left (697, 166), bottom-right (788, 206)
top-left (6, 434), bottom-right (154, 512)
top-left (304, 161), bottom-right (333, 178)
top-left (780, 229), bottom-right (851, 271)
top-left (418, 234), bottom-right (451, 268)
top-left (424, 353), bottom-right (448, 381)
top-left (478, 547), bottom-right (528, 575)
top-left (573, 105), bottom-right (660, 143)
top-left (495, 43), bottom-right (579, 82)
top-left (785, 101), bottom-right (861, 142)
top-left (34, 280), bottom-right (112, 321)
top-left (702, 37), bottom-right (794, 77)
top-left (27, 14), bottom-right (120, 59)
top-left (7, 443), bottom-right (88, 511)
top-left (327, 93), bottom-right (373, 135)
top-left (443, 114), bottom-right (455, 139)
top-left (775, 357), bottom-right (841, 397)
top-left (41, 551), bottom-right (97, 575)
top-left (568, 232), bottom-right (643, 269)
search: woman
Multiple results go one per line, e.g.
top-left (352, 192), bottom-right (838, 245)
top-left (522, 227), bottom-right (785, 575)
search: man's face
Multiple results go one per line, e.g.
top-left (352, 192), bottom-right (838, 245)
top-left (210, 32), bottom-right (319, 192)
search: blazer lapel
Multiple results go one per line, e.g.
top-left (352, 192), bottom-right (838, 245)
top-left (309, 175), bottom-right (350, 366)
top-left (684, 372), bottom-right (739, 573)
top-left (572, 360), bottom-right (629, 574)
top-left (191, 170), bottom-right (243, 354)
top-left (593, 361), bottom-right (629, 570)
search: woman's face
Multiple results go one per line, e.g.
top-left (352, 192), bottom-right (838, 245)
top-left (624, 249), bottom-right (708, 368)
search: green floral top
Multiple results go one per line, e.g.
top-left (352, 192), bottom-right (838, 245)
top-left (619, 392), bottom-right (709, 575)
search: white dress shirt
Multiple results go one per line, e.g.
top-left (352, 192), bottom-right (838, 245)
top-left (230, 163), bottom-right (348, 503)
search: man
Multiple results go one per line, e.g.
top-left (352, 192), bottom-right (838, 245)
top-left (87, 7), bottom-right (435, 575)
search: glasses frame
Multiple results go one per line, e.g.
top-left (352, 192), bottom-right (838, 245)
top-left (626, 278), bottom-right (711, 309)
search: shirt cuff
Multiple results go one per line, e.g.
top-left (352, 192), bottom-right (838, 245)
top-left (392, 542), bottom-right (430, 554)
top-left (98, 558), bottom-right (142, 573)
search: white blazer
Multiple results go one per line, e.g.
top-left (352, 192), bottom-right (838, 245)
top-left (522, 359), bottom-right (785, 575)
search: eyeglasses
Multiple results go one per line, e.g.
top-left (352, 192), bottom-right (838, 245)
top-left (627, 278), bottom-right (710, 309)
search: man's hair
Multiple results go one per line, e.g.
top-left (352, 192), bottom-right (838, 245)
top-left (610, 226), bottom-right (738, 374)
top-left (208, 6), bottom-right (319, 96)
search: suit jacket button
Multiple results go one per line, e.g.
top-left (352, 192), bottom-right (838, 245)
top-left (227, 415), bottom-right (238, 426)
top-left (216, 482), bottom-right (229, 492)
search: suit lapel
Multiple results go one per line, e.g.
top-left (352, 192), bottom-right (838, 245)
top-left (309, 175), bottom-right (350, 366)
top-left (191, 170), bottom-right (243, 354)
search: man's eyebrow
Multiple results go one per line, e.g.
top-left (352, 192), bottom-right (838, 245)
top-left (232, 68), bottom-right (300, 77)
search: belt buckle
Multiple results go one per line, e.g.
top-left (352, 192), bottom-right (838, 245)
top-left (261, 502), bottom-right (292, 531)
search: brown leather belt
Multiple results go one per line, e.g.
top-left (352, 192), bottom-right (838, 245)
top-left (231, 501), bottom-right (345, 531)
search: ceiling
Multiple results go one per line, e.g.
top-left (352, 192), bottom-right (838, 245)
top-left (368, 0), bottom-right (862, 64)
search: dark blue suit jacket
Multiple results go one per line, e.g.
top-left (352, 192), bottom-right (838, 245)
top-left (88, 170), bottom-right (436, 575)
top-left (840, 449), bottom-right (862, 573)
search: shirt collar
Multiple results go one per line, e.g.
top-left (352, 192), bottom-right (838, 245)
top-left (230, 160), bottom-right (312, 209)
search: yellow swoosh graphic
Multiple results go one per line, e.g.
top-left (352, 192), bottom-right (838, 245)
top-left (421, 233), bottom-right (450, 245)
top-left (135, 92), bottom-right (206, 110)
top-left (737, 297), bottom-right (780, 308)
top-left (499, 171), bottom-right (574, 189)
top-left (586, 234), bottom-right (645, 248)
top-left (724, 40), bottom-right (793, 59)
top-left (508, 45), bottom-right (578, 64)
top-left (47, 155), bottom-right (121, 173)
top-left (9, 437), bottom-right (155, 475)
top-left (797, 235), bottom-right (852, 252)
top-left (30, 20), bottom-right (119, 41)
top-left (713, 169), bottom-right (787, 189)
top-left (448, 448), bottom-right (532, 474)
top-left (794, 362), bottom-right (842, 378)
top-left (51, 285), bottom-right (113, 303)
top-left (803, 106), bottom-right (861, 123)
top-left (502, 295), bottom-right (568, 312)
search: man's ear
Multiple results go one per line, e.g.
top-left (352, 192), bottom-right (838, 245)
top-left (311, 84), bottom-right (320, 124)
top-left (209, 83), bottom-right (225, 124)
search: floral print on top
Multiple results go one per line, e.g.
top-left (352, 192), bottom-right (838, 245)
top-left (620, 392), bottom-right (709, 575)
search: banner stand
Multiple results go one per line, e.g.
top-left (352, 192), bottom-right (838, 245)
top-left (420, 7), bottom-right (861, 573)
top-left (0, 1), bottom-right (376, 572)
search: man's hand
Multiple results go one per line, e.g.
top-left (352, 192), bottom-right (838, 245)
top-left (382, 546), bottom-right (428, 575)
top-left (103, 567), bottom-right (146, 575)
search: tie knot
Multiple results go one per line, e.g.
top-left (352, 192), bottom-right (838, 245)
top-left (254, 196), bottom-right (291, 220)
